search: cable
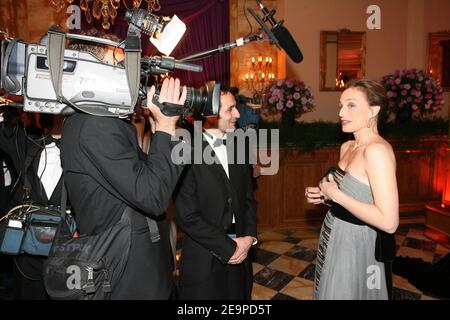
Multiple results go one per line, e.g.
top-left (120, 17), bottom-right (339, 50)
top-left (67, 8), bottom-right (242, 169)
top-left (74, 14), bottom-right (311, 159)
top-left (13, 257), bottom-right (43, 282)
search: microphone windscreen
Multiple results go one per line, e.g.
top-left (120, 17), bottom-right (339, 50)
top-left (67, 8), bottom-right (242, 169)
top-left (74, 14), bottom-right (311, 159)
top-left (272, 24), bottom-right (303, 63)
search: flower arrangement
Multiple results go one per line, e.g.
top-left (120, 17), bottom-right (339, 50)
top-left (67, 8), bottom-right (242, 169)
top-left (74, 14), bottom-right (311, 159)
top-left (381, 69), bottom-right (445, 122)
top-left (262, 79), bottom-right (315, 125)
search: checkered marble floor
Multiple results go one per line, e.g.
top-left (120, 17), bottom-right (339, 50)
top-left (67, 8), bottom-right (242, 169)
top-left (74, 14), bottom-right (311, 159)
top-left (176, 222), bottom-right (449, 300)
top-left (250, 224), bottom-right (449, 300)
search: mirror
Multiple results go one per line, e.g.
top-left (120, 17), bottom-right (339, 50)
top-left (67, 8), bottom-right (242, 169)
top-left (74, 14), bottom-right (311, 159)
top-left (428, 32), bottom-right (450, 91)
top-left (320, 30), bottom-right (366, 91)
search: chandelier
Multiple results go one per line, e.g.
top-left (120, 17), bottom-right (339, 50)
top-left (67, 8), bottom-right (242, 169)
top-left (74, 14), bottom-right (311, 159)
top-left (243, 54), bottom-right (276, 96)
top-left (50, 0), bottom-right (162, 30)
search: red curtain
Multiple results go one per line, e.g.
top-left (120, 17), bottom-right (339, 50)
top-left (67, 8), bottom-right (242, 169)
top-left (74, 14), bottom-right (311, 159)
top-left (81, 0), bottom-right (230, 87)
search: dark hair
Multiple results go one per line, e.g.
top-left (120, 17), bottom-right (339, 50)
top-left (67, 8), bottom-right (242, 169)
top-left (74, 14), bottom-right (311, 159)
top-left (220, 87), bottom-right (233, 96)
top-left (67, 29), bottom-right (121, 61)
top-left (344, 79), bottom-right (389, 130)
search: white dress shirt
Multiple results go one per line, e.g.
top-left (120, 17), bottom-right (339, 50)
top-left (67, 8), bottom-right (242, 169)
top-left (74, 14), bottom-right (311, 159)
top-left (203, 132), bottom-right (229, 177)
top-left (204, 132), bottom-right (234, 223)
top-left (3, 161), bottom-right (11, 187)
top-left (37, 142), bottom-right (63, 200)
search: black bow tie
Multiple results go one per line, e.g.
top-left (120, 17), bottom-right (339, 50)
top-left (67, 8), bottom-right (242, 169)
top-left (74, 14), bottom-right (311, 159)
top-left (213, 138), bottom-right (227, 148)
top-left (44, 136), bottom-right (61, 147)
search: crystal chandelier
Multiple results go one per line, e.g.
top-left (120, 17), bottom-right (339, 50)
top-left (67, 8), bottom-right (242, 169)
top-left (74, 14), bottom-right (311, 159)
top-left (50, 0), bottom-right (161, 30)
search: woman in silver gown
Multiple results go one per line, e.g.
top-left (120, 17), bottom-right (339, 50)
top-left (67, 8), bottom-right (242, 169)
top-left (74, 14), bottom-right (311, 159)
top-left (305, 79), bottom-right (399, 300)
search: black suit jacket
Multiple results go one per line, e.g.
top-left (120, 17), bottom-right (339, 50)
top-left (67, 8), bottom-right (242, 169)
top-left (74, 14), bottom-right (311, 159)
top-left (61, 113), bottom-right (185, 299)
top-left (0, 125), bottom-right (62, 207)
top-left (174, 138), bottom-right (258, 299)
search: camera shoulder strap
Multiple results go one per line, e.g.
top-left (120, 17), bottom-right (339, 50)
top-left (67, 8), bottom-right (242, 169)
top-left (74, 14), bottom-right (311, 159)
top-left (47, 26), bottom-right (66, 106)
top-left (124, 30), bottom-right (141, 115)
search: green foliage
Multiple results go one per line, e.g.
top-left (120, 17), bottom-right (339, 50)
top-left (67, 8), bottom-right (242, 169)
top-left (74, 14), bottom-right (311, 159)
top-left (259, 119), bottom-right (449, 152)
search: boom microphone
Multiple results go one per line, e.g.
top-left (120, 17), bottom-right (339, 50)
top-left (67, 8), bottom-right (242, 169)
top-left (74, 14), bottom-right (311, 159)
top-left (250, 0), bottom-right (303, 63)
top-left (272, 24), bottom-right (303, 63)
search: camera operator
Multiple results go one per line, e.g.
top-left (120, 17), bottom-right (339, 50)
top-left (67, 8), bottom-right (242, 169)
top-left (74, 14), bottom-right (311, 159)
top-left (229, 87), bottom-right (263, 179)
top-left (61, 31), bottom-right (187, 299)
top-left (0, 108), bottom-right (65, 300)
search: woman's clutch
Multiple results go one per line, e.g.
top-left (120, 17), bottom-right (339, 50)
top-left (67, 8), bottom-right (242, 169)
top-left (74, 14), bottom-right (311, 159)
top-left (318, 167), bottom-right (346, 205)
top-left (320, 166), bottom-right (346, 187)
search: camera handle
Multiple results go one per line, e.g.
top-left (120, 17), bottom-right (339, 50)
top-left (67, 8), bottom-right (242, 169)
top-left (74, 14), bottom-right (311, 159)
top-left (151, 94), bottom-right (190, 117)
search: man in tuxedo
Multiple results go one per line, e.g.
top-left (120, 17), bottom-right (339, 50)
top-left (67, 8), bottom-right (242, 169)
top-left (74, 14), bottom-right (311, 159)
top-left (0, 112), bottom-right (64, 299)
top-left (61, 32), bottom-right (187, 299)
top-left (174, 89), bottom-right (258, 300)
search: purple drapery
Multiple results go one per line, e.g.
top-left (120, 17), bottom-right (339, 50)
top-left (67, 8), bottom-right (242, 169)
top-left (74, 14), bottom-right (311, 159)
top-left (440, 40), bottom-right (450, 88)
top-left (81, 0), bottom-right (230, 87)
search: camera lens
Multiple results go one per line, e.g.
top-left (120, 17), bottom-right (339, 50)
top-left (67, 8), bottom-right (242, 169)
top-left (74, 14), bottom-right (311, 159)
top-left (154, 81), bottom-right (221, 117)
top-left (185, 81), bottom-right (220, 116)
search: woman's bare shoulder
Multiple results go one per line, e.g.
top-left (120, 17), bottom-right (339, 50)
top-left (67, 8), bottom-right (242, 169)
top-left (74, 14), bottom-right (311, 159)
top-left (364, 138), bottom-right (395, 162)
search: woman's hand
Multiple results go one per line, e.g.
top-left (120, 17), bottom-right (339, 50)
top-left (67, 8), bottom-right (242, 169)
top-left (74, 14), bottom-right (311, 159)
top-left (305, 186), bottom-right (325, 205)
top-left (318, 174), bottom-right (340, 203)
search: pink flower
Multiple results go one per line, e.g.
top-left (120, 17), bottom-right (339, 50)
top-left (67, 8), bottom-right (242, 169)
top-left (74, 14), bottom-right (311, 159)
top-left (276, 102), bottom-right (284, 111)
top-left (286, 101), bottom-right (294, 108)
top-left (412, 105), bottom-right (419, 111)
top-left (293, 92), bottom-right (301, 100)
top-left (401, 90), bottom-right (408, 96)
